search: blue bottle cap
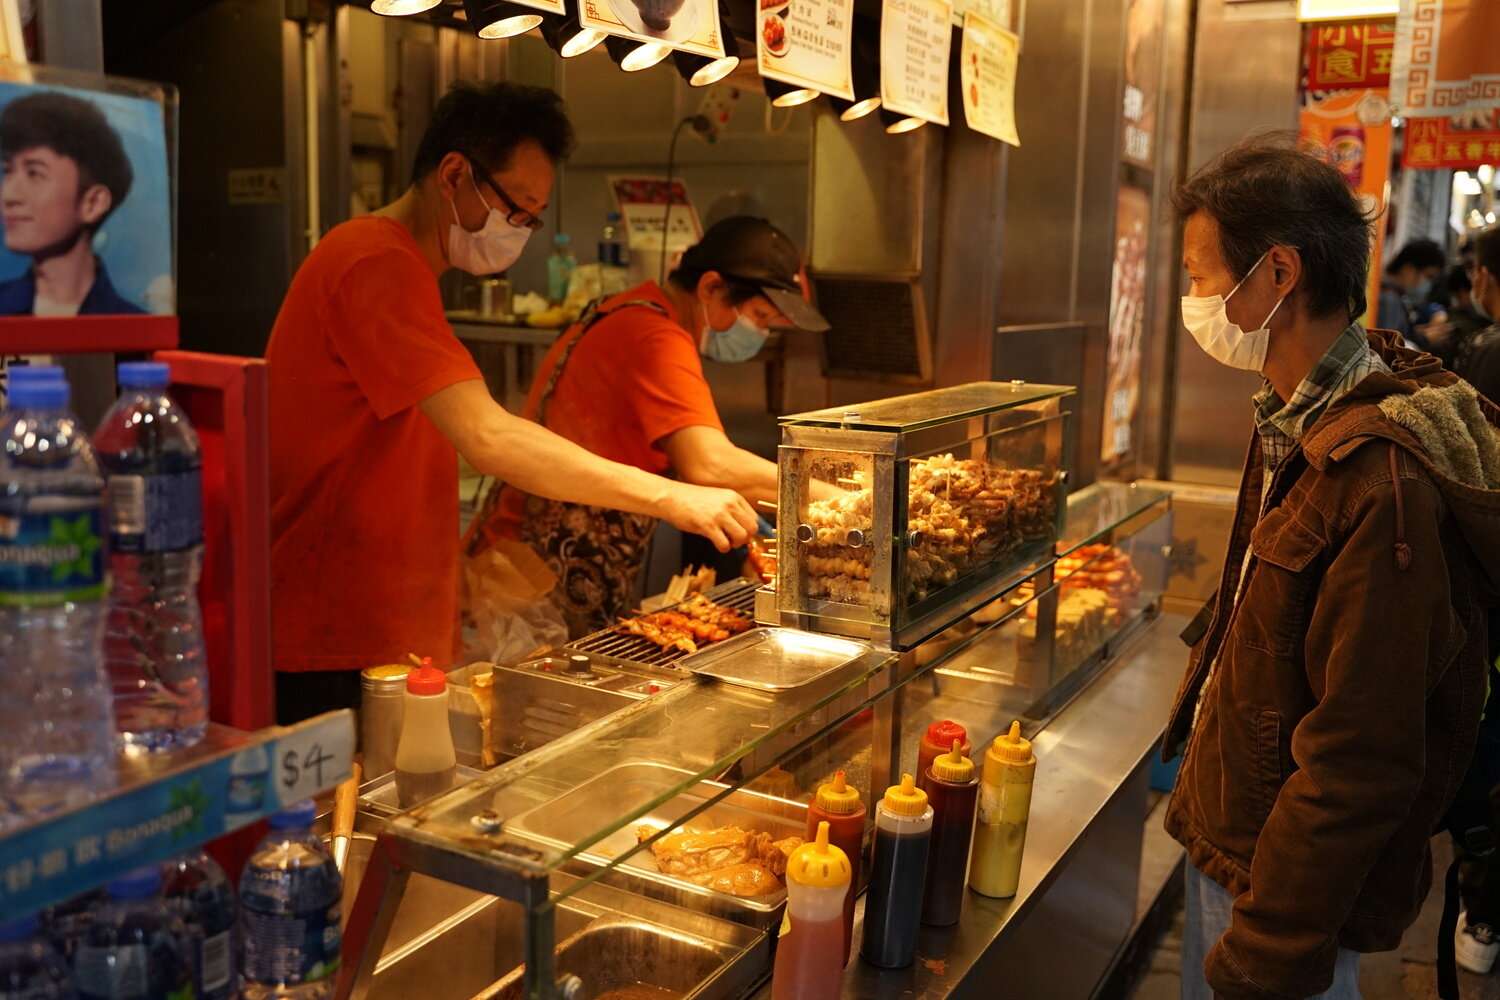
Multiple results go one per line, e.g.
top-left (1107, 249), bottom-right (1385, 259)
top-left (268, 799), bottom-right (317, 829)
top-left (6, 365), bottom-right (65, 384)
top-left (117, 361), bottom-right (170, 389)
top-left (0, 913), bottom-right (38, 941)
top-left (553, 232), bottom-right (571, 247)
top-left (7, 379), bottom-right (69, 410)
top-left (107, 865), bottom-right (163, 900)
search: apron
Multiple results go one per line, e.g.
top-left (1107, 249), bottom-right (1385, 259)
top-left (466, 298), bottom-right (668, 638)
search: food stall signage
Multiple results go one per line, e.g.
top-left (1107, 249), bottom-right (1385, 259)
top-left (1402, 112), bottom-right (1500, 169)
top-left (756, 0), bottom-right (856, 101)
top-left (959, 12), bottom-right (1019, 146)
top-left (579, 0), bottom-right (727, 58)
top-left (1305, 18), bottom-right (1394, 91)
top-left (609, 177), bottom-right (704, 253)
top-left (880, 0), bottom-right (953, 127)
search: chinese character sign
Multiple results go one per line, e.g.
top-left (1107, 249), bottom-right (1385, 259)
top-left (610, 177), bottom-right (703, 254)
top-left (757, 0), bottom-right (855, 101)
top-left (1390, 0), bottom-right (1500, 119)
top-left (1402, 110), bottom-right (1500, 169)
top-left (1305, 19), bottom-right (1395, 91)
top-left (960, 13), bottom-right (1019, 146)
top-left (1121, 0), bottom-right (1164, 168)
top-left (880, 0), bottom-right (953, 127)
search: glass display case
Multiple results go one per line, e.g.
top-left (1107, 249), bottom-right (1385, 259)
top-left (774, 382), bottom-right (1073, 650)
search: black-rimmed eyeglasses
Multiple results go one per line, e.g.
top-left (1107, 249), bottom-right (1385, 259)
top-left (465, 154), bottom-right (545, 231)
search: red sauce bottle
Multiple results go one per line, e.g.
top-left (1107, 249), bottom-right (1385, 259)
top-left (921, 740), bottom-right (979, 926)
top-left (917, 720), bottom-right (971, 793)
top-left (805, 770), bottom-right (866, 965)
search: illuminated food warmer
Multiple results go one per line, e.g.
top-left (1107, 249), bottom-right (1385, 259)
top-left (773, 382), bottom-right (1072, 649)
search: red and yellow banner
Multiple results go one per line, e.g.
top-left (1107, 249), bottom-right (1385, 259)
top-left (1403, 112), bottom-right (1500, 169)
top-left (1306, 19), bottom-right (1394, 91)
top-left (1390, 0), bottom-right (1500, 119)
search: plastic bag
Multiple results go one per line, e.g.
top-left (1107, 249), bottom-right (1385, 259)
top-left (460, 541), bottom-right (568, 663)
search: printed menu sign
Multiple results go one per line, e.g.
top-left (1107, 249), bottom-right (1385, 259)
top-left (959, 13), bottom-right (1019, 146)
top-left (757, 0), bottom-right (855, 101)
top-left (880, 0), bottom-right (953, 127)
top-left (952, 0), bottom-right (1008, 29)
top-left (609, 177), bottom-right (703, 253)
top-left (579, 0), bottom-right (726, 58)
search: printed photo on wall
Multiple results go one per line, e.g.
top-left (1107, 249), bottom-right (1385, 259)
top-left (0, 76), bottom-right (172, 317)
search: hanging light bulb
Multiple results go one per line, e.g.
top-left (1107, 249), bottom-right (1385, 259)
top-left (829, 21), bottom-right (881, 121)
top-left (371, 0), bottom-right (442, 14)
top-left (463, 0), bottom-right (544, 38)
top-left (605, 35), bottom-right (672, 71)
top-left (541, 8), bottom-right (607, 57)
top-left (673, 49), bottom-right (740, 87)
top-left (879, 108), bottom-right (926, 133)
top-left (763, 77), bottom-right (820, 108)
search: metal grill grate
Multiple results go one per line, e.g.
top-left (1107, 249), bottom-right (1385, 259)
top-left (566, 579), bottom-right (761, 670)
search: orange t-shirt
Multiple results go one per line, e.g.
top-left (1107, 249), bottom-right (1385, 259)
top-left (267, 216), bottom-right (480, 673)
top-left (489, 281), bottom-right (722, 538)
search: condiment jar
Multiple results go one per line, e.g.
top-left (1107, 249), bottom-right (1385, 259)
top-left (360, 664), bottom-right (409, 779)
top-left (922, 740), bottom-right (979, 925)
top-left (393, 659), bottom-right (457, 808)
top-left (969, 721), bottom-right (1036, 899)
top-left (772, 821), bottom-right (852, 1000)
top-left (805, 770), bottom-right (866, 965)
top-left (860, 774), bottom-right (932, 969)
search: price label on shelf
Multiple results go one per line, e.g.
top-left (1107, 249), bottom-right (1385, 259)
top-left (271, 712), bottom-right (355, 809)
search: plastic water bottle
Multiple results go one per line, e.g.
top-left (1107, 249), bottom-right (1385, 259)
top-left (240, 800), bottom-right (343, 999)
top-left (72, 866), bottom-right (195, 1000)
top-left (0, 913), bottom-right (75, 999)
top-left (598, 211), bottom-right (625, 266)
top-left (163, 851), bottom-right (237, 1000)
top-left (92, 362), bottom-right (207, 752)
top-left (0, 375), bottom-right (115, 823)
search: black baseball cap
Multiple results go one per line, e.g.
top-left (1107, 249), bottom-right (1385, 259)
top-left (677, 216), bottom-right (831, 332)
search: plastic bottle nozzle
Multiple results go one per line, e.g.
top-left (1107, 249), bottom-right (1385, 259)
top-left (815, 819), bottom-right (830, 850)
top-left (881, 772), bottom-right (929, 817)
top-left (815, 768), bottom-right (863, 815)
top-left (988, 720), bottom-right (1035, 766)
top-left (931, 738), bottom-right (976, 782)
top-left (787, 819), bottom-right (851, 888)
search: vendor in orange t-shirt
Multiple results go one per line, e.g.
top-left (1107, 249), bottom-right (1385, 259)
top-left (468, 216), bottom-right (829, 637)
top-left (266, 83), bottom-right (755, 722)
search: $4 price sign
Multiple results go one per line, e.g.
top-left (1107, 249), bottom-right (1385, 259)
top-left (273, 714), bottom-right (355, 806)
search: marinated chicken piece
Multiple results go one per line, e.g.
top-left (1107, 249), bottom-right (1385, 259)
top-left (689, 862), bottom-right (781, 898)
top-left (677, 594), bottom-right (752, 634)
top-left (617, 617), bottom-right (697, 653)
top-left (637, 825), bottom-right (753, 876)
top-left (751, 832), bottom-right (804, 877)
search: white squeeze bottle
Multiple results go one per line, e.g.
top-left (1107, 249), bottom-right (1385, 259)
top-left (393, 659), bottom-right (456, 808)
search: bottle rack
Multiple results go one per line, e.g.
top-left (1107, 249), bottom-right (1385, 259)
top-left (0, 710), bottom-right (355, 922)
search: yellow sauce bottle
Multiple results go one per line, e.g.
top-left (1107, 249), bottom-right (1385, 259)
top-left (969, 721), bottom-right (1035, 898)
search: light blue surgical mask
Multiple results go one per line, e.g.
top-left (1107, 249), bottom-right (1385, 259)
top-left (1411, 277), bottom-right (1434, 302)
top-left (701, 312), bottom-right (769, 363)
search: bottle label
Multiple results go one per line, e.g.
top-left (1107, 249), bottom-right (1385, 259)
top-left (0, 505), bottom-right (105, 605)
top-left (107, 470), bottom-right (202, 553)
top-left (200, 927), bottom-right (233, 995)
top-left (241, 865), bottom-right (342, 986)
top-left (75, 942), bottom-right (149, 999)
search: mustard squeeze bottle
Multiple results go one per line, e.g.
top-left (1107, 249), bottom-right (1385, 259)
top-left (969, 721), bottom-right (1035, 898)
top-left (772, 821), bottom-right (852, 1000)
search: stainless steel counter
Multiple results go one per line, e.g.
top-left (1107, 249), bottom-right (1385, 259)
top-left (755, 611), bottom-right (1188, 999)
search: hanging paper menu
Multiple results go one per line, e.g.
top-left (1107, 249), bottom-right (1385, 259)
top-left (579, 0), bottom-right (727, 58)
top-left (960, 12), bottom-right (1019, 146)
top-left (757, 0), bottom-right (856, 101)
top-left (880, 0), bottom-right (953, 127)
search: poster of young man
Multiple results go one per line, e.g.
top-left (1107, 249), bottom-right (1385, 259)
top-left (0, 80), bottom-right (171, 317)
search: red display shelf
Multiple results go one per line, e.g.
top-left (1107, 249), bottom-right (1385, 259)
top-left (0, 314), bottom-right (179, 354)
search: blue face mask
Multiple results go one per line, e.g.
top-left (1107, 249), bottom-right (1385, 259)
top-left (701, 312), bottom-right (769, 363)
top-left (1411, 277), bottom-right (1434, 301)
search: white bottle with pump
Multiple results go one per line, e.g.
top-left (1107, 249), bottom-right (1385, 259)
top-left (393, 658), bottom-right (456, 808)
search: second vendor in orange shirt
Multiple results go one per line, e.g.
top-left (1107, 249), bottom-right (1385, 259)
top-left (469, 217), bottom-right (829, 635)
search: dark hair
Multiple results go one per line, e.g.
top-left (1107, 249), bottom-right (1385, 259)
top-left (410, 82), bottom-right (574, 185)
top-left (1447, 264), bottom-right (1472, 295)
top-left (1172, 133), bottom-right (1376, 320)
top-left (0, 91), bottom-right (133, 227)
top-left (666, 266), bottom-right (764, 306)
top-left (1476, 226), bottom-right (1500, 283)
top-left (1385, 238), bottom-right (1447, 276)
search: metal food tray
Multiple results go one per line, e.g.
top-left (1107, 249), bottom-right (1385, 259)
top-left (503, 761), bottom-right (807, 929)
top-left (566, 578), bottom-right (761, 671)
top-left (677, 627), bottom-right (871, 691)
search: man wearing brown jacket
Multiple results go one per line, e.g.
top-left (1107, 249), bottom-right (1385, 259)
top-left (1166, 135), bottom-right (1500, 999)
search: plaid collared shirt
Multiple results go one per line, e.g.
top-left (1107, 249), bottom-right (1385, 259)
top-left (1251, 322), bottom-right (1389, 503)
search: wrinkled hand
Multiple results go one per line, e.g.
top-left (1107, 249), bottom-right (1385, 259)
top-left (658, 482), bottom-right (757, 552)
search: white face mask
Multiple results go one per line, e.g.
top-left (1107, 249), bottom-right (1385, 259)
top-left (1180, 250), bottom-right (1287, 372)
top-left (447, 167), bottom-right (531, 275)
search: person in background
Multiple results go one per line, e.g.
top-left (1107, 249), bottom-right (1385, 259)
top-left (1378, 238), bottom-right (1447, 350)
top-left (266, 83), bottom-right (755, 722)
top-left (0, 90), bottom-right (142, 315)
top-left (466, 216), bottom-right (830, 637)
top-left (1458, 227), bottom-right (1500, 404)
top-left (1167, 135), bottom-right (1498, 999)
top-left (1428, 264), bottom-right (1492, 372)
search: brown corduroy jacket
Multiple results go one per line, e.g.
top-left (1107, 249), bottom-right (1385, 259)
top-left (1164, 330), bottom-right (1500, 999)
